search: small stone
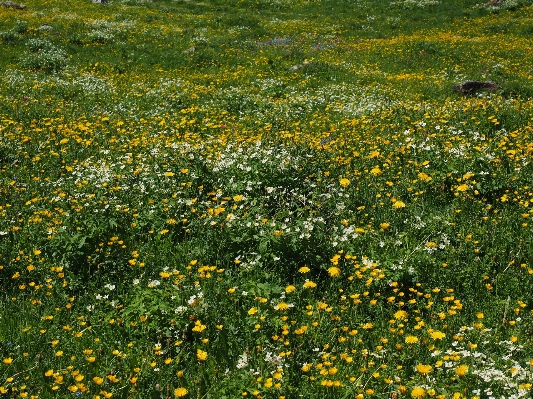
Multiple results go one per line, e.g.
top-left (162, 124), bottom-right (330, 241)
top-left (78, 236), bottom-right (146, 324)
top-left (453, 81), bottom-right (500, 95)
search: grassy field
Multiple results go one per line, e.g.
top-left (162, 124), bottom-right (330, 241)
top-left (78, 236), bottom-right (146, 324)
top-left (1, 0), bottom-right (533, 398)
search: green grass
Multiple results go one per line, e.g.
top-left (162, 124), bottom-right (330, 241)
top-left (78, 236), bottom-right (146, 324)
top-left (1, 0), bottom-right (533, 398)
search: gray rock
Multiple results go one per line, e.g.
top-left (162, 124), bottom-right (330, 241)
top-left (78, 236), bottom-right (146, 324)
top-left (0, 1), bottom-right (27, 9)
top-left (454, 81), bottom-right (500, 94)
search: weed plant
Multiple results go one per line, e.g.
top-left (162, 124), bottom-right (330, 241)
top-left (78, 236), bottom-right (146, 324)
top-left (1, 0), bottom-right (533, 398)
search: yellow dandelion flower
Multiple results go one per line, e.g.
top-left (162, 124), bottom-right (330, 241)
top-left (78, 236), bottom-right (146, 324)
top-left (196, 349), bottom-right (208, 361)
top-left (405, 335), bottom-right (419, 344)
top-left (430, 331), bottom-right (446, 340)
top-left (174, 387), bottom-right (188, 397)
top-left (393, 200), bottom-right (406, 209)
top-left (455, 364), bottom-right (468, 377)
top-left (411, 386), bottom-right (426, 398)
top-left (339, 178), bottom-right (350, 188)
top-left (370, 166), bottom-right (382, 176)
top-left (303, 280), bottom-right (317, 289)
top-left (328, 266), bottom-right (341, 277)
top-left (285, 285), bottom-right (296, 293)
top-left (394, 310), bottom-right (408, 320)
top-left (416, 364), bottom-right (433, 375)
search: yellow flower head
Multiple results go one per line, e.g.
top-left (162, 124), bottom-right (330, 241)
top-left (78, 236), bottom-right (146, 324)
top-left (416, 364), bottom-right (433, 375)
top-left (248, 307), bottom-right (258, 315)
top-left (393, 200), bottom-right (406, 209)
top-left (405, 335), bottom-right (419, 344)
top-left (430, 331), bottom-right (446, 340)
top-left (339, 178), bottom-right (350, 188)
top-left (411, 386), bottom-right (426, 398)
top-left (196, 349), bottom-right (208, 361)
top-left (285, 285), bottom-right (296, 293)
top-left (174, 387), bottom-right (188, 398)
top-left (328, 266), bottom-right (341, 277)
top-left (455, 364), bottom-right (468, 377)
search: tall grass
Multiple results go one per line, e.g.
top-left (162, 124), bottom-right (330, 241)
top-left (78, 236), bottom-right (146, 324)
top-left (1, 0), bottom-right (533, 398)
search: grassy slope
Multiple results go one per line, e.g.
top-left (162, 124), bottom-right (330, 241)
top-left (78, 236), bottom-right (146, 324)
top-left (1, 0), bottom-right (533, 398)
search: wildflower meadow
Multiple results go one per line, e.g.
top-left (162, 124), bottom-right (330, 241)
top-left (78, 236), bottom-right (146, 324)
top-left (1, 0), bottom-right (533, 398)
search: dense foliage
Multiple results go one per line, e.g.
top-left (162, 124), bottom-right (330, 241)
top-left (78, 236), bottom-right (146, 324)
top-left (1, 0), bottom-right (533, 398)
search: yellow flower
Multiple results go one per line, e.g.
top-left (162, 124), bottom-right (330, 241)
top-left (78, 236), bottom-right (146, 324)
top-left (192, 320), bottom-right (207, 333)
top-left (298, 266), bottom-right (310, 273)
top-left (303, 280), bottom-right (316, 289)
top-left (370, 166), bottom-right (382, 176)
top-left (328, 266), bottom-right (341, 277)
top-left (93, 376), bottom-right (104, 385)
top-left (174, 387), bottom-right (188, 397)
top-left (2, 357), bottom-right (13, 364)
top-left (455, 364), bottom-right (468, 377)
top-left (248, 307), bottom-right (258, 315)
top-left (430, 331), bottom-right (446, 340)
top-left (405, 335), bottom-right (419, 344)
top-left (196, 349), bottom-right (208, 361)
top-left (339, 178), bottom-right (350, 188)
top-left (416, 364), bottom-right (433, 375)
top-left (285, 285), bottom-right (296, 293)
top-left (411, 386), bottom-right (426, 398)
top-left (393, 200), bottom-right (406, 209)
top-left (394, 310), bottom-right (408, 320)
